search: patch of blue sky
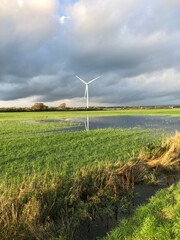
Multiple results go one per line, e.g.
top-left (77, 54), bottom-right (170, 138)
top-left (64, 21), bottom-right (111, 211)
top-left (58, 0), bottom-right (79, 15)
top-left (58, 0), bottom-right (78, 16)
top-left (59, 0), bottom-right (78, 4)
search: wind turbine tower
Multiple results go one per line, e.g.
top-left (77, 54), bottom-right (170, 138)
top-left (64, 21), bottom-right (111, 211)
top-left (76, 75), bottom-right (100, 108)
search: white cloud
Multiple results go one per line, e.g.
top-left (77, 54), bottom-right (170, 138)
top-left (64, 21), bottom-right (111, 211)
top-left (26, 0), bottom-right (57, 12)
top-left (0, 0), bottom-right (59, 52)
top-left (161, 0), bottom-right (180, 6)
top-left (17, 0), bottom-right (24, 8)
top-left (67, 0), bottom-right (141, 35)
top-left (59, 15), bottom-right (70, 24)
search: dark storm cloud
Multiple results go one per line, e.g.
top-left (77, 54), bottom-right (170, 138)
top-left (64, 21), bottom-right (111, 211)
top-left (0, 0), bottom-right (180, 106)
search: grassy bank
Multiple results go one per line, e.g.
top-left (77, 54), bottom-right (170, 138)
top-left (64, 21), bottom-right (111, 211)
top-left (104, 133), bottom-right (180, 240)
top-left (0, 112), bottom-right (179, 239)
top-left (104, 181), bottom-right (180, 240)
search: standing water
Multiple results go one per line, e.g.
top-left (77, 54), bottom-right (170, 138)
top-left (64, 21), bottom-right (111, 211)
top-left (63, 115), bottom-right (180, 133)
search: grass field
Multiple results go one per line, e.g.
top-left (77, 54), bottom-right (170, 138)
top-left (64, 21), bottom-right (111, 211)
top-left (1, 118), bottom-right (158, 191)
top-left (0, 108), bottom-right (180, 121)
top-left (0, 110), bottom-right (179, 239)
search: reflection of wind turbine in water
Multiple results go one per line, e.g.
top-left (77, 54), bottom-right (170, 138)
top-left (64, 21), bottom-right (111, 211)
top-left (76, 75), bottom-right (101, 108)
top-left (84, 115), bottom-right (89, 131)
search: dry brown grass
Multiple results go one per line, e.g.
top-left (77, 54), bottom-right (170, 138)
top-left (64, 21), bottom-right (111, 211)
top-left (139, 132), bottom-right (180, 169)
top-left (113, 132), bottom-right (180, 186)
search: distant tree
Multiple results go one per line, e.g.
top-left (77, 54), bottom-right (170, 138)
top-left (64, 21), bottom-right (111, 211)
top-left (31, 102), bottom-right (48, 111)
top-left (58, 103), bottom-right (66, 110)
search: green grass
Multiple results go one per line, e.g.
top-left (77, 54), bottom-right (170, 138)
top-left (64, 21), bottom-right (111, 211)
top-left (0, 119), bottom-right (78, 136)
top-left (1, 124), bottom-right (159, 189)
top-left (0, 111), bottom-right (165, 186)
top-left (0, 108), bottom-right (180, 121)
top-left (0, 111), bottom-right (178, 239)
top-left (104, 182), bottom-right (180, 240)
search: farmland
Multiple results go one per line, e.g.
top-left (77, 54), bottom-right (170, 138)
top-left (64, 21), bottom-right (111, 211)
top-left (0, 108), bottom-right (180, 121)
top-left (0, 110), bottom-right (180, 240)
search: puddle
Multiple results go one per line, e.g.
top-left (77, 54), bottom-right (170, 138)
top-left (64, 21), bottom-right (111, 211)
top-left (76, 172), bottom-right (180, 240)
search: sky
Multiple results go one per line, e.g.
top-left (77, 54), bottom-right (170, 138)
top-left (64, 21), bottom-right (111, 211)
top-left (0, 0), bottom-right (180, 107)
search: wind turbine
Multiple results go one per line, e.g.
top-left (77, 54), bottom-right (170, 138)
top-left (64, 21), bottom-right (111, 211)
top-left (76, 75), bottom-right (100, 108)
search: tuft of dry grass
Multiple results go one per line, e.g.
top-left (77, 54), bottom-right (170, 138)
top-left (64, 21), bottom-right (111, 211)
top-left (139, 132), bottom-right (180, 168)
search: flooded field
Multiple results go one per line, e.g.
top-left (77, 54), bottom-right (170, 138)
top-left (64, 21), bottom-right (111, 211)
top-left (1, 111), bottom-right (180, 240)
top-left (44, 115), bottom-right (180, 133)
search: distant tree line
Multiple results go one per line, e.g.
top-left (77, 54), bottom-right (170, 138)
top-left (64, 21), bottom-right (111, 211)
top-left (0, 102), bottom-right (104, 112)
top-left (0, 102), bottom-right (180, 112)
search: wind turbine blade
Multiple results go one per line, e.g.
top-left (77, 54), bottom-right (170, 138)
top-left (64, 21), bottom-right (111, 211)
top-left (84, 86), bottom-right (87, 99)
top-left (76, 75), bottom-right (87, 84)
top-left (88, 76), bottom-right (101, 84)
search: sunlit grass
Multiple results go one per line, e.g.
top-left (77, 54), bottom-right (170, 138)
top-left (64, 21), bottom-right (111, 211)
top-left (0, 108), bottom-right (180, 121)
top-left (104, 181), bottom-right (180, 240)
top-left (1, 126), bottom-right (158, 187)
top-left (0, 112), bottom-right (179, 239)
